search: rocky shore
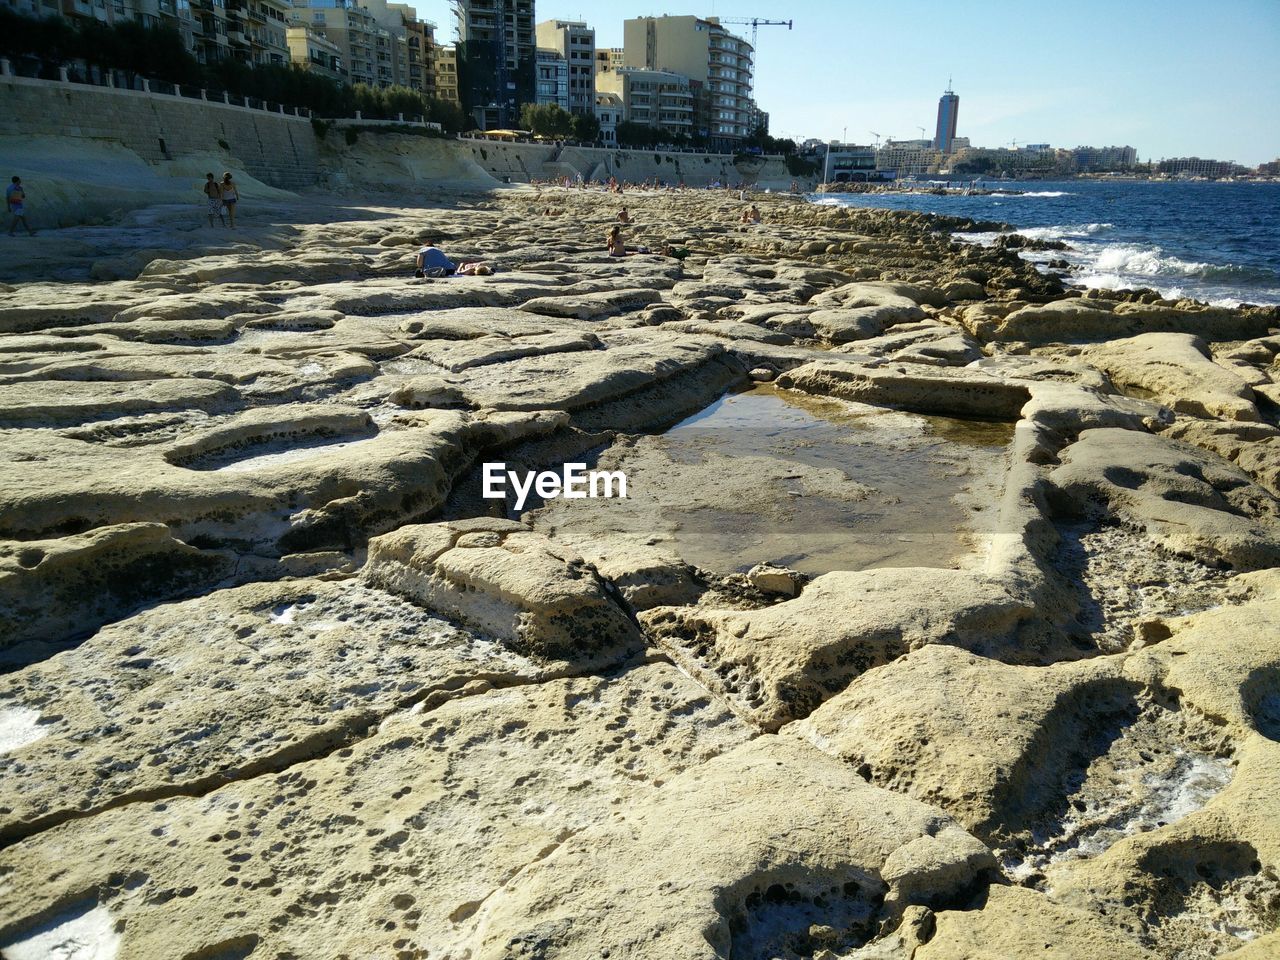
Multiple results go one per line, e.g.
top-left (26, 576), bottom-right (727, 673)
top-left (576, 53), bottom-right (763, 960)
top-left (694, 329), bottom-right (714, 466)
top-left (1, 187), bottom-right (1278, 959)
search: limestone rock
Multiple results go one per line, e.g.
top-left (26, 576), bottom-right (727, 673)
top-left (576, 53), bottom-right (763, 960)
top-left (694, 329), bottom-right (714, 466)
top-left (778, 360), bottom-right (1030, 419)
top-left (1048, 428), bottom-right (1280, 570)
top-left (1081, 332), bottom-right (1260, 422)
top-left (462, 737), bottom-right (997, 960)
top-left (642, 568), bottom-right (1031, 731)
top-left (0, 664), bottom-right (753, 959)
top-left (746, 562), bottom-right (805, 597)
top-left (364, 519), bottom-right (642, 663)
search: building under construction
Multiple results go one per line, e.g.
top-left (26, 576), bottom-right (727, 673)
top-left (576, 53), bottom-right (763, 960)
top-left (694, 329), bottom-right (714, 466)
top-left (454, 0), bottom-right (535, 130)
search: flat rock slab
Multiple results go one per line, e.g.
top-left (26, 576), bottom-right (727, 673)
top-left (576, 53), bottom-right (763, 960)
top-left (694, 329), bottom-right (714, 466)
top-left (642, 567), bottom-right (1031, 731)
top-left (778, 360), bottom-right (1031, 420)
top-left (462, 736), bottom-right (995, 960)
top-left (0, 663), bottom-right (753, 960)
top-left (1081, 332), bottom-right (1259, 422)
top-left (1049, 428), bottom-right (1280, 570)
top-left (0, 576), bottom-right (579, 845)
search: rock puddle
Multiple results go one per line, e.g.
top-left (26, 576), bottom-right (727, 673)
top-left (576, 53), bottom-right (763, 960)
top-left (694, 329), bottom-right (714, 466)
top-left (661, 386), bottom-right (1013, 574)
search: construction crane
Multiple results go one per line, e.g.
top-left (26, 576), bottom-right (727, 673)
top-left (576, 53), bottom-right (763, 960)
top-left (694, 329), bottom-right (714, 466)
top-left (870, 131), bottom-right (882, 148)
top-left (917, 126), bottom-right (927, 140)
top-left (719, 17), bottom-right (794, 49)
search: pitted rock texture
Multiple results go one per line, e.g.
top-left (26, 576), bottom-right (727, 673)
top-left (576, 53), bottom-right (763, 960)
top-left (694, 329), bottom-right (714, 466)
top-left (0, 187), bottom-right (1277, 960)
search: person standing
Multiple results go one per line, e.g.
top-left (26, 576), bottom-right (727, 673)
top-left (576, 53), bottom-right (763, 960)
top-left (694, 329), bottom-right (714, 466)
top-left (220, 172), bottom-right (239, 228)
top-left (203, 173), bottom-right (225, 227)
top-left (6, 177), bottom-right (35, 236)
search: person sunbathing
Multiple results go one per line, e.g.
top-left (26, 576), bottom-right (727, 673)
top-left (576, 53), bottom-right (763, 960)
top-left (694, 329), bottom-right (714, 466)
top-left (414, 243), bottom-right (456, 277)
top-left (606, 225), bottom-right (627, 258)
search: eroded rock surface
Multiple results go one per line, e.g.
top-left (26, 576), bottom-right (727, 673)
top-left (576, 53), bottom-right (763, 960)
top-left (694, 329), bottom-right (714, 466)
top-left (0, 187), bottom-right (1276, 959)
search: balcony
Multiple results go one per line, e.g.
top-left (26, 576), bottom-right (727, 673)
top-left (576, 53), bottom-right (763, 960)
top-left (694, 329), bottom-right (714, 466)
top-left (227, 30), bottom-right (248, 44)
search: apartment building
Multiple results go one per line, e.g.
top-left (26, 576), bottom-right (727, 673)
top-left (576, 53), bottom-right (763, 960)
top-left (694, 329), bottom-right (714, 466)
top-left (289, 0), bottom-right (377, 86)
top-left (594, 47), bottom-right (625, 74)
top-left (875, 139), bottom-right (943, 177)
top-left (394, 11), bottom-right (437, 98)
top-left (286, 22), bottom-right (345, 81)
top-left (1, 0), bottom-right (196, 58)
top-left (1157, 157), bottom-right (1243, 178)
top-left (454, 0), bottom-right (535, 129)
top-left (595, 66), bottom-right (694, 141)
top-left (535, 19), bottom-right (595, 116)
top-left (534, 49), bottom-right (568, 110)
top-left (435, 44), bottom-right (459, 104)
top-left (622, 15), bottom-right (753, 148)
top-left (1072, 145), bottom-right (1138, 172)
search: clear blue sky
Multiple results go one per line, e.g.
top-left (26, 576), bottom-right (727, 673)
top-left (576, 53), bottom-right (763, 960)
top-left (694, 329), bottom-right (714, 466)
top-left (415, 0), bottom-right (1280, 165)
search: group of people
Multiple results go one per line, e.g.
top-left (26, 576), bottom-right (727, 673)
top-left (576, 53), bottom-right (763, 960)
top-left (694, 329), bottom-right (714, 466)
top-left (6, 177), bottom-right (34, 237)
top-left (202, 172), bottom-right (240, 228)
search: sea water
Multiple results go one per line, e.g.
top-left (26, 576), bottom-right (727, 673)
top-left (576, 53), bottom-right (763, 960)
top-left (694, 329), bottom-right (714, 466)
top-left (811, 179), bottom-right (1280, 307)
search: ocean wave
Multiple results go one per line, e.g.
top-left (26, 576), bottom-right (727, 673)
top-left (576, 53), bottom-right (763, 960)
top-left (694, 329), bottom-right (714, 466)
top-left (1011, 190), bottom-right (1074, 197)
top-left (1092, 244), bottom-right (1206, 277)
top-left (1086, 244), bottom-right (1279, 284)
top-left (1016, 222), bottom-right (1114, 241)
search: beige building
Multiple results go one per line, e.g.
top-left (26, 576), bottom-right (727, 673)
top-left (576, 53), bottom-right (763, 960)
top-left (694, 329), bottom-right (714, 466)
top-left (594, 47), bottom-right (625, 75)
top-left (435, 45), bottom-right (459, 104)
top-left (875, 139), bottom-right (943, 177)
top-left (596, 67), bottom-right (694, 142)
top-left (395, 11), bottom-right (437, 99)
top-left (363, 0), bottom-right (438, 92)
top-left (235, 0), bottom-right (291, 68)
top-left (535, 19), bottom-right (595, 116)
top-left (622, 15), bottom-right (753, 147)
top-left (287, 23), bottom-right (345, 82)
top-left (289, 0), bottom-right (377, 87)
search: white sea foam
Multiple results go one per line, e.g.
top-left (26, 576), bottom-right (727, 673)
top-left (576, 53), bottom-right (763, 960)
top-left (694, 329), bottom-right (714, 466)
top-left (1012, 190), bottom-right (1074, 197)
top-left (1017, 222), bottom-right (1113, 241)
top-left (1, 904), bottom-right (119, 960)
top-left (1090, 243), bottom-right (1211, 277)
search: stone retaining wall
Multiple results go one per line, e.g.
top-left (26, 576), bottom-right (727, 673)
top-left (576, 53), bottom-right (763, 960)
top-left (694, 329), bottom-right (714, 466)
top-left (0, 74), bottom-right (319, 190)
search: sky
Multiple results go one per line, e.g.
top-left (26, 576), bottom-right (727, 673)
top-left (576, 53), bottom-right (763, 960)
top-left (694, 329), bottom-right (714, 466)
top-left (414, 0), bottom-right (1280, 165)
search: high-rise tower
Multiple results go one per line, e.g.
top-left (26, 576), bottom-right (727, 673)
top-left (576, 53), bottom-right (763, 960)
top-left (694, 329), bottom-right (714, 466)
top-left (455, 0), bottom-right (536, 130)
top-left (934, 81), bottom-right (959, 153)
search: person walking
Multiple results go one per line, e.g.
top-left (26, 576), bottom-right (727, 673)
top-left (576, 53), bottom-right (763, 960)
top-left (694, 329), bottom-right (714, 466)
top-left (203, 173), bottom-right (225, 227)
top-left (6, 177), bottom-right (35, 237)
top-left (220, 172), bottom-right (239, 228)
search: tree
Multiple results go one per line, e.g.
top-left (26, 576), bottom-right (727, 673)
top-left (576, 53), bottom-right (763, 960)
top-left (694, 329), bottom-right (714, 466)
top-left (429, 99), bottom-right (467, 134)
top-left (519, 102), bottom-right (573, 138)
top-left (616, 121), bottom-right (664, 148)
top-left (570, 111), bottom-right (600, 144)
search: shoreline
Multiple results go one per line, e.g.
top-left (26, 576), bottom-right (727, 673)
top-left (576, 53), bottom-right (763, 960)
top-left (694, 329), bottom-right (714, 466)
top-left (0, 186), bottom-right (1278, 958)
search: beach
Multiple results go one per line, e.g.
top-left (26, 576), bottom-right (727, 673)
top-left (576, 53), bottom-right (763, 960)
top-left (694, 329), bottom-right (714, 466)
top-left (1, 184), bottom-right (1278, 959)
